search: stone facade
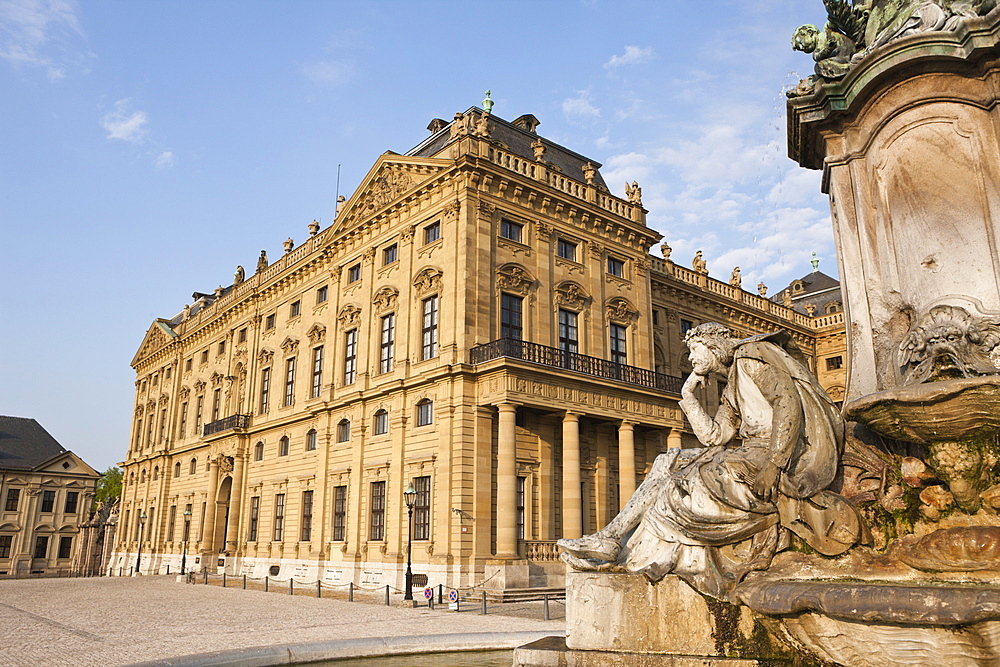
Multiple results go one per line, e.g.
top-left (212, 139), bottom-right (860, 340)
top-left (0, 416), bottom-right (100, 576)
top-left (112, 109), bottom-right (846, 589)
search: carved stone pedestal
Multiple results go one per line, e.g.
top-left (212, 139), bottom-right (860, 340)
top-left (484, 559), bottom-right (530, 590)
top-left (512, 572), bottom-right (800, 666)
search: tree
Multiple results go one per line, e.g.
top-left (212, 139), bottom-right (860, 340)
top-left (93, 467), bottom-right (122, 522)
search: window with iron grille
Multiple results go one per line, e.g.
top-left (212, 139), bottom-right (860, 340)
top-left (248, 496), bottom-right (260, 541)
top-left (610, 323), bottom-right (628, 365)
top-left (413, 476), bottom-right (431, 541)
top-left (306, 429), bottom-right (317, 451)
top-left (333, 486), bottom-right (347, 541)
top-left (370, 481), bottom-right (386, 541)
top-left (301, 490), bottom-right (313, 541)
top-left (64, 492), bottom-right (79, 514)
top-left (501, 293), bottom-right (523, 340)
top-left (337, 419), bottom-right (351, 443)
top-left (374, 409), bottom-right (389, 435)
top-left (826, 356), bottom-right (843, 371)
top-left (259, 367), bottom-right (271, 413)
top-left (344, 329), bottom-right (358, 385)
top-left (380, 314), bottom-right (395, 373)
top-left (273, 494), bottom-right (285, 541)
top-left (283, 357), bottom-right (296, 406)
top-left (41, 490), bottom-right (55, 513)
top-left (3, 489), bottom-right (18, 512)
top-left (33, 535), bottom-right (48, 559)
top-left (311, 345), bottom-right (324, 398)
top-left (421, 296), bottom-right (438, 359)
top-left (0, 535), bottom-right (12, 558)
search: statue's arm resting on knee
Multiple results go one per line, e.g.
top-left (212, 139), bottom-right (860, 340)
top-left (678, 372), bottom-right (738, 447)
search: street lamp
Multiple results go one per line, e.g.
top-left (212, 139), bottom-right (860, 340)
top-left (402, 481), bottom-right (416, 601)
top-left (181, 508), bottom-right (192, 575)
top-left (135, 511), bottom-right (147, 575)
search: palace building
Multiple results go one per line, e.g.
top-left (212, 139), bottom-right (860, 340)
top-left (112, 107), bottom-right (846, 589)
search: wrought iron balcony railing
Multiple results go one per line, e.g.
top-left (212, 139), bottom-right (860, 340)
top-left (203, 414), bottom-right (251, 437)
top-left (469, 338), bottom-right (682, 394)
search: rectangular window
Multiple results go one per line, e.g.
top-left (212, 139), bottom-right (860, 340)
top-left (383, 244), bottom-right (398, 265)
top-left (147, 419), bottom-right (154, 448)
top-left (33, 535), bottom-right (48, 559)
top-left (306, 430), bottom-right (317, 451)
top-left (416, 400), bottom-right (433, 426)
top-left (265, 313), bottom-right (276, 330)
top-left (165, 366), bottom-right (171, 379)
top-left (259, 368), bottom-right (271, 413)
top-left (826, 356), bottom-right (844, 371)
top-left (413, 476), bottom-right (431, 541)
top-left (516, 476), bottom-right (526, 540)
top-left (248, 496), bottom-right (260, 541)
top-left (195, 395), bottom-right (204, 431)
top-left (316, 285), bottom-right (328, 303)
top-left (5, 488), bottom-right (20, 512)
top-left (167, 505), bottom-right (176, 542)
top-left (290, 300), bottom-right (301, 318)
top-left (680, 318), bottom-right (694, 335)
top-left (344, 330), bottom-right (358, 385)
top-left (370, 481), bottom-right (385, 541)
top-left (421, 296), bottom-right (438, 360)
top-left (557, 239), bottom-right (577, 261)
top-left (134, 419), bottom-right (142, 449)
top-left (559, 309), bottom-right (579, 354)
top-left (273, 494), bottom-right (285, 542)
top-left (238, 328), bottom-right (247, 343)
top-left (199, 502), bottom-right (206, 540)
top-left (333, 486), bottom-right (347, 541)
top-left (311, 346), bottom-right (324, 398)
top-left (201, 350), bottom-right (209, 364)
top-left (64, 491), bottom-right (79, 514)
top-left (283, 357), bottom-right (296, 406)
top-left (374, 410), bottom-right (389, 435)
top-left (301, 490), bottom-right (313, 542)
top-left (610, 323), bottom-right (628, 365)
top-left (0, 535), bottom-right (11, 558)
top-left (58, 535), bottom-right (73, 559)
top-left (424, 221), bottom-right (440, 244)
top-left (347, 263), bottom-right (361, 283)
top-left (500, 293), bottom-right (523, 340)
top-left (212, 388), bottom-right (222, 421)
top-left (380, 314), bottom-right (395, 374)
top-left (185, 358), bottom-right (192, 372)
top-left (652, 310), bottom-right (659, 326)
top-left (607, 257), bottom-right (625, 277)
top-left (179, 402), bottom-right (188, 438)
top-left (500, 218), bottom-right (523, 243)
top-left (218, 340), bottom-right (226, 355)
top-left (41, 490), bottom-right (55, 513)
top-left (159, 408), bottom-right (167, 443)
top-left (183, 503), bottom-right (192, 541)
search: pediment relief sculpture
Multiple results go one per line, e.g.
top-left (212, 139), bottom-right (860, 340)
top-left (606, 297), bottom-right (639, 324)
top-left (554, 282), bottom-right (591, 310)
top-left (280, 336), bottom-right (299, 353)
top-left (306, 323), bottom-right (326, 344)
top-left (496, 264), bottom-right (535, 296)
top-left (367, 169), bottom-right (412, 211)
top-left (257, 349), bottom-right (274, 365)
top-left (412, 267), bottom-right (443, 296)
top-left (338, 305), bottom-right (362, 330)
top-left (372, 286), bottom-right (399, 313)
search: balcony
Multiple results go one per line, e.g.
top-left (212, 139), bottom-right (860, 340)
top-left (470, 338), bottom-right (682, 394)
top-left (203, 414), bottom-right (251, 437)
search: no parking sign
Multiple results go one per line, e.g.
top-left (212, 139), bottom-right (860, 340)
top-left (423, 587), bottom-right (434, 600)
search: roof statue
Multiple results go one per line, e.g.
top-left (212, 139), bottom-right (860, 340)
top-left (692, 250), bottom-right (708, 274)
top-left (730, 266), bottom-right (742, 288)
top-left (811, 252), bottom-right (820, 272)
top-left (482, 90), bottom-right (494, 115)
top-left (234, 265), bottom-right (244, 285)
top-left (624, 181), bottom-right (642, 205)
top-left (256, 250), bottom-right (268, 273)
top-left (758, 281), bottom-right (768, 297)
top-left (790, 0), bottom-right (997, 96)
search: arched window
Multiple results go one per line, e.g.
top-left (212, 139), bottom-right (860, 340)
top-left (152, 466), bottom-right (159, 481)
top-left (254, 441), bottom-right (264, 461)
top-left (306, 429), bottom-right (318, 451)
top-left (174, 462), bottom-right (181, 478)
top-left (189, 458), bottom-right (197, 475)
top-left (416, 399), bottom-right (433, 426)
top-left (279, 436), bottom-right (289, 456)
top-left (825, 301), bottom-right (842, 314)
top-left (337, 419), bottom-right (351, 443)
top-left (374, 409), bottom-right (389, 435)
top-left (139, 469), bottom-right (146, 484)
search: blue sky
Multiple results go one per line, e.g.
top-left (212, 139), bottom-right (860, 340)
top-left (0, 0), bottom-right (835, 471)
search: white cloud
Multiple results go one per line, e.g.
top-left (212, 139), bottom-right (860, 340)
top-left (562, 91), bottom-right (600, 120)
top-left (0, 0), bottom-right (85, 79)
top-left (154, 151), bottom-right (174, 169)
top-left (101, 99), bottom-right (148, 143)
top-left (604, 45), bottom-right (654, 69)
top-left (300, 59), bottom-right (354, 87)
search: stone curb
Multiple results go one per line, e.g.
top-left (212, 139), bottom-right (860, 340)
top-left (122, 631), bottom-right (565, 666)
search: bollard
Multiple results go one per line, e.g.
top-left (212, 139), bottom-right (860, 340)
top-left (544, 594), bottom-right (550, 621)
top-left (166, 565), bottom-right (170, 575)
top-left (385, 585), bottom-right (390, 606)
top-left (243, 574), bottom-right (247, 590)
top-left (429, 596), bottom-right (434, 610)
top-left (438, 584), bottom-right (443, 605)
top-left (317, 581), bottom-right (321, 598)
top-left (222, 572), bottom-right (227, 588)
top-left (289, 578), bottom-right (294, 596)
top-left (481, 590), bottom-right (487, 615)
top-left (348, 581), bottom-right (354, 602)
top-left (265, 575), bottom-right (268, 592)
top-left (203, 571), bottom-right (207, 585)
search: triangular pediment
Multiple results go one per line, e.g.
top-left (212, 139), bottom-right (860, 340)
top-left (132, 319), bottom-right (178, 367)
top-left (332, 153), bottom-right (451, 235)
top-left (36, 451), bottom-right (100, 478)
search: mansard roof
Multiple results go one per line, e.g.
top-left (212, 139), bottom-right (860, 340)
top-left (0, 416), bottom-right (73, 471)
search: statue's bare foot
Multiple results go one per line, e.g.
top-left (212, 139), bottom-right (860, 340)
top-left (557, 533), bottom-right (620, 561)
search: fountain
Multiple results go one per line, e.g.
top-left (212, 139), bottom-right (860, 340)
top-left (515, 3), bottom-right (1000, 666)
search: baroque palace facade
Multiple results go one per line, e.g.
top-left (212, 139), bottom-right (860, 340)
top-left (112, 108), bottom-right (846, 588)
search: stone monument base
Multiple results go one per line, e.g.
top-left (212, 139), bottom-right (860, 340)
top-left (513, 636), bottom-right (765, 667)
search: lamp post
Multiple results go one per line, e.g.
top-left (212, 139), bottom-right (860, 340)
top-left (135, 511), bottom-right (147, 575)
top-left (402, 481), bottom-right (416, 601)
top-left (181, 508), bottom-right (192, 574)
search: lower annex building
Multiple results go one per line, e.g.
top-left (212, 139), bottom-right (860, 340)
top-left (112, 107), bottom-right (846, 589)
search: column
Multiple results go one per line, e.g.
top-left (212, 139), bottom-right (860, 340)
top-left (618, 421), bottom-right (636, 511)
top-left (496, 403), bottom-right (518, 558)
top-left (561, 412), bottom-right (582, 539)
top-left (201, 456), bottom-right (220, 558)
top-left (226, 454), bottom-right (245, 551)
top-left (667, 428), bottom-right (683, 449)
